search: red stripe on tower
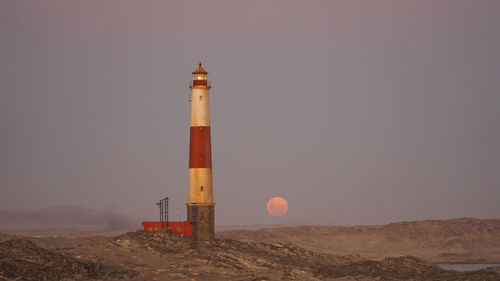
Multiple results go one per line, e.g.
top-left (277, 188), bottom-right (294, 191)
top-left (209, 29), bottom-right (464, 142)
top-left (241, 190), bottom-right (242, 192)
top-left (189, 126), bottom-right (212, 168)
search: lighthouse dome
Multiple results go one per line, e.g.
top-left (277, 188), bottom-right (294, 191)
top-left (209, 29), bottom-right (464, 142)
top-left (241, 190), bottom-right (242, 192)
top-left (192, 63), bottom-right (208, 74)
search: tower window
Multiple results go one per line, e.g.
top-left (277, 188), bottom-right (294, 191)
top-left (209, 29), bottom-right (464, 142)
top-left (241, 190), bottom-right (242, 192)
top-left (199, 95), bottom-right (203, 101)
top-left (200, 186), bottom-right (204, 191)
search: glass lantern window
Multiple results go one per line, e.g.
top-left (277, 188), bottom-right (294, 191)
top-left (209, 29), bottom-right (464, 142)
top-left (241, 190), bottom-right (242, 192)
top-left (194, 74), bottom-right (207, 80)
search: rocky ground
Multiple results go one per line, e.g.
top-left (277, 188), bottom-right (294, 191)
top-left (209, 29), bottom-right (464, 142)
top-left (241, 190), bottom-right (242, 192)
top-left (0, 238), bottom-right (135, 281)
top-left (218, 218), bottom-right (500, 263)
top-left (1, 230), bottom-right (500, 280)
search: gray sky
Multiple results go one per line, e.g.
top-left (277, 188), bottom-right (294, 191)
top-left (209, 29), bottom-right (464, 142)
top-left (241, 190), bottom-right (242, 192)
top-left (1, 0), bottom-right (499, 226)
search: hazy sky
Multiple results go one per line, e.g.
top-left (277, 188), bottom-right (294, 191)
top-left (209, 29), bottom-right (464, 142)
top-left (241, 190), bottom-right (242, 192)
top-left (1, 0), bottom-right (499, 226)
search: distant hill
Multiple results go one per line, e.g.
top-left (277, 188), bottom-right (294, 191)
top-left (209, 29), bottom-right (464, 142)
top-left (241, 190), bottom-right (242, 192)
top-left (217, 218), bottom-right (500, 263)
top-left (0, 206), bottom-right (143, 234)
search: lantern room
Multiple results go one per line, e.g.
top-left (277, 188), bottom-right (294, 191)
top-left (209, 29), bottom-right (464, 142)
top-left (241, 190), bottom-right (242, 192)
top-left (192, 63), bottom-right (208, 86)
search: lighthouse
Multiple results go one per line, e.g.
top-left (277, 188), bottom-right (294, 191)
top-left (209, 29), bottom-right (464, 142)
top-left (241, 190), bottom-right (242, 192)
top-left (187, 63), bottom-right (215, 240)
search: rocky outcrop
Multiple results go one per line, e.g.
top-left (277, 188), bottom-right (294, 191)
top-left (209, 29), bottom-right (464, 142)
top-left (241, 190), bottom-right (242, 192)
top-left (108, 230), bottom-right (500, 280)
top-left (0, 238), bottom-right (136, 281)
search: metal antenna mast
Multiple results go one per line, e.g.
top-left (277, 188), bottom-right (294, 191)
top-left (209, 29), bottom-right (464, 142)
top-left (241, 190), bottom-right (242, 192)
top-left (157, 196), bottom-right (169, 230)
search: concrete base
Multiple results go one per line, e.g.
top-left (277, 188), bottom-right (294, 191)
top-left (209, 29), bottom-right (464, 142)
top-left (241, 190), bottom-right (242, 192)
top-left (187, 203), bottom-right (215, 240)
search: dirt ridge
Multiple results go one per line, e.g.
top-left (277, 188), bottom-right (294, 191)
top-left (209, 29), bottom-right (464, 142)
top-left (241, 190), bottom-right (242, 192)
top-left (218, 218), bottom-right (500, 263)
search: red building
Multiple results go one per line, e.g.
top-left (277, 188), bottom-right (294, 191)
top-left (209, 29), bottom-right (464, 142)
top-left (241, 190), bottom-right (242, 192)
top-left (141, 221), bottom-right (193, 237)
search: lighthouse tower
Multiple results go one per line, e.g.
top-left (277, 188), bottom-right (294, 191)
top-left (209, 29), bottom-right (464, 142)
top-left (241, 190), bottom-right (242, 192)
top-left (187, 63), bottom-right (215, 240)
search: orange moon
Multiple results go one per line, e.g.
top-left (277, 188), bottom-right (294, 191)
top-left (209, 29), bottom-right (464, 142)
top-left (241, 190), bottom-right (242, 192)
top-left (266, 197), bottom-right (288, 216)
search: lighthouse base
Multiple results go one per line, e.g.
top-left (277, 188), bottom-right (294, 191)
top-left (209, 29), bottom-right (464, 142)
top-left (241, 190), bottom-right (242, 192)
top-left (187, 203), bottom-right (215, 241)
